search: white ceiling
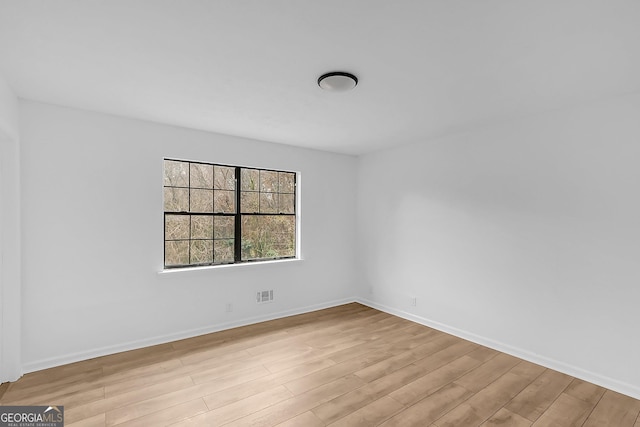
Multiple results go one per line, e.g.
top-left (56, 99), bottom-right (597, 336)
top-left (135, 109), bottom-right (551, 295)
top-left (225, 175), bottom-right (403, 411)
top-left (1, 1), bottom-right (639, 155)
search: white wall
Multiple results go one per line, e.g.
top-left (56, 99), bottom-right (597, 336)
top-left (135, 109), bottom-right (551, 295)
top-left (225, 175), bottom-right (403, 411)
top-left (0, 74), bottom-right (21, 383)
top-left (0, 75), bottom-right (18, 141)
top-left (357, 92), bottom-right (640, 398)
top-left (19, 100), bottom-right (357, 371)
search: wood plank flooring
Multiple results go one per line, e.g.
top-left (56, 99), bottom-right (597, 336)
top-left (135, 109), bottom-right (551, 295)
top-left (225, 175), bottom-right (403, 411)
top-left (1, 303), bottom-right (639, 426)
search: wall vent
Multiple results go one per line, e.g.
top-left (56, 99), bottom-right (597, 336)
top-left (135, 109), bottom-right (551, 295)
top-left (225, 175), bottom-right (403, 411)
top-left (256, 290), bottom-right (274, 303)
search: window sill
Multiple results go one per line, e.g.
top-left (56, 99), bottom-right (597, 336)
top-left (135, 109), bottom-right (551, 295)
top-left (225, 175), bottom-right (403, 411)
top-left (158, 257), bottom-right (303, 275)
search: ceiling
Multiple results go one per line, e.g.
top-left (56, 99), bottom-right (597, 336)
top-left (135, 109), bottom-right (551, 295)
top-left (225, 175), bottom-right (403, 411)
top-left (1, 1), bottom-right (639, 155)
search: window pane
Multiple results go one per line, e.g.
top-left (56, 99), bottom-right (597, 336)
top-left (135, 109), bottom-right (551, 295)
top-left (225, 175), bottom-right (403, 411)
top-left (191, 215), bottom-right (213, 239)
top-left (270, 215), bottom-right (296, 258)
top-left (165, 214), bottom-right (190, 240)
top-left (260, 170), bottom-right (278, 192)
top-left (190, 240), bottom-right (213, 264)
top-left (165, 240), bottom-right (189, 266)
top-left (214, 216), bottom-right (234, 239)
top-left (164, 187), bottom-right (189, 212)
top-left (241, 215), bottom-right (295, 260)
top-left (214, 239), bottom-right (234, 263)
top-left (214, 166), bottom-right (236, 190)
top-left (190, 189), bottom-right (213, 212)
top-left (279, 172), bottom-right (295, 193)
top-left (241, 216), bottom-right (261, 260)
top-left (279, 194), bottom-right (295, 214)
top-left (214, 190), bottom-right (235, 213)
top-left (260, 192), bottom-right (278, 213)
top-left (241, 168), bottom-right (259, 191)
top-left (165, 160), bottom-right (296, 268)
top-left (164, 160), bottom-right (189, 187)
top-left (241, 191), bottom-right (259, 213)
top-left (190, 163), bottom-right (213, 189)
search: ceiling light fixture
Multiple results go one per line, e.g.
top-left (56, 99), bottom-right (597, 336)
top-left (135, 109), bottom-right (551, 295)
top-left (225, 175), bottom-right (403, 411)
top-left (318, 72), bottom-right (358, 92)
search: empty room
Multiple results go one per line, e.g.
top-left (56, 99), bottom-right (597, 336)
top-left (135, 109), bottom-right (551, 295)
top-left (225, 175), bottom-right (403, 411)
top-left (1, 1), bottom-right (640, 426)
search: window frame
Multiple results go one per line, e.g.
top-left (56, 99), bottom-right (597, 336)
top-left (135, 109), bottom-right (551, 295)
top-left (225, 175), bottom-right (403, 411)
top-left (163, 158), bottom-right (297, 269)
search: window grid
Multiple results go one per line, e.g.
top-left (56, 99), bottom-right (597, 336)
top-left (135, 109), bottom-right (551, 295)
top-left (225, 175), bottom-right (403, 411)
top-left (164, 159), bottom-right (296, 269)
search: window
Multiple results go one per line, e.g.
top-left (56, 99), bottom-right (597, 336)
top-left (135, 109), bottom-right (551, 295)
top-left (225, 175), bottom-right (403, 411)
top-left (163, 159), bottom-right (297, 268)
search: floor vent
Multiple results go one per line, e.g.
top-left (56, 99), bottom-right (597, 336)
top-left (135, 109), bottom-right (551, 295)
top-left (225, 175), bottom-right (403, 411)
top-left (257, 290), bottom-right (274, 303)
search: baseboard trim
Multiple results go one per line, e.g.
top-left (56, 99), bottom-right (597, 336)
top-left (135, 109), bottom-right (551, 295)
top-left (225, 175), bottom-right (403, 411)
top-left (22, 296), bottom-right (640, 400)
top-left (356, 297), bottom-right (640, 400)
top-left (22, 297), bottom-right (356, 375)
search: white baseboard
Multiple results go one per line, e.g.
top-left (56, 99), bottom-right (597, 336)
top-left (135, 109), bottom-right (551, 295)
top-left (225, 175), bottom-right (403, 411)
top-left (21, 296), bottom-right (640, 401)
top-left (356, 297), bottom-right (640, 401)
top-left (21, 297), bottom-right (357, 375)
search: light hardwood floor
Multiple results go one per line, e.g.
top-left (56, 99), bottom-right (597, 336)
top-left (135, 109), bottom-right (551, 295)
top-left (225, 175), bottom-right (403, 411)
top-left (1, 303), bottom-right (639, 426)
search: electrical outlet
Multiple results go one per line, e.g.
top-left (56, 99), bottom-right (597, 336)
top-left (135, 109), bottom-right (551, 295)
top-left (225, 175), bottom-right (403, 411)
top-left (411, 297), bottom-right (417, 307)
top-left (225, 303), bottom-right (233, 312)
